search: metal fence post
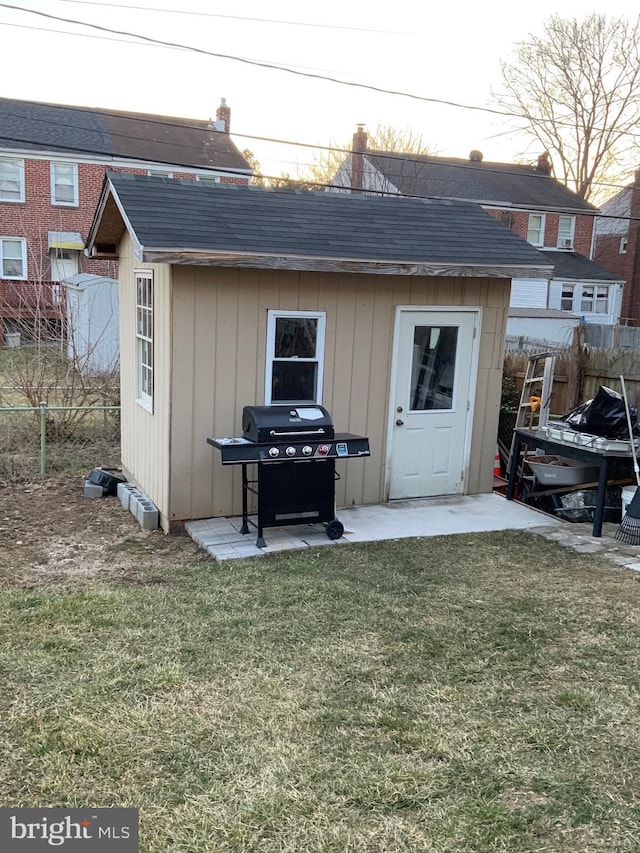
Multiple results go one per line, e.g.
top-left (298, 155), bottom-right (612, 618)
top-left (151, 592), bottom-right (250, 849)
top-left (40, 401), bottom-right (47, 478)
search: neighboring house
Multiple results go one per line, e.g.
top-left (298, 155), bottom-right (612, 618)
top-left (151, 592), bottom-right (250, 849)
top-left (0, 96), bottom-right (252, 346)
top-left (86, 173), bottom-right (552, 531)
top-left (593, 169), bottom-right (640, 326)
top-left (330, 127), bottom-right (624, 342)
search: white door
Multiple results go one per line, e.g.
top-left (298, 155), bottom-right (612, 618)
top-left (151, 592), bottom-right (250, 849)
top-left (389, 310), bottom-right (477, 499)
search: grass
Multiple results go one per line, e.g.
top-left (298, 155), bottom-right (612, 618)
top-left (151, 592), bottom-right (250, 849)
top-left (2, 531), bottom-right (640, 851)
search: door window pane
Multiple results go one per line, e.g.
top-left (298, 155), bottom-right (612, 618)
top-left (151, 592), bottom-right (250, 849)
top-left (410, 326), bottom-right (458, 411)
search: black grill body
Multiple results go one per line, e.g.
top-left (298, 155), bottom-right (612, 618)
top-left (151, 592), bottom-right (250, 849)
top-left (208, 405), bottom-right (370, 547)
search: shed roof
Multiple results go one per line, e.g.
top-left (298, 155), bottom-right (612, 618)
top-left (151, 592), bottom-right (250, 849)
top-left (364, 152), bottom-right (596, 213)
top-left (0, 96), bottom-right (250, 173)
top-left (89, 173), bottom-right (554, 279)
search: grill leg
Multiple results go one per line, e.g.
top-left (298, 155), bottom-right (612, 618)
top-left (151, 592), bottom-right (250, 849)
top-left (241, 464), bottom-right (250, 535)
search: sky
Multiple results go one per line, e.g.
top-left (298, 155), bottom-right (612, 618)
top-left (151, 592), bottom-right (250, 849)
top-left (1, 0), bottom-right (639, 182)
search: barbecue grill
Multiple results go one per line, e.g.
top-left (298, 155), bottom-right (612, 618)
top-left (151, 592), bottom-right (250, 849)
top-left (208, 405), bottom-right (370, 547)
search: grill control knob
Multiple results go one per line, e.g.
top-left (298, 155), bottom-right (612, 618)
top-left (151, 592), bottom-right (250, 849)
top-left (318, 444), bottom-right (330, 456)
top-left (286, 446), bottom-right (296, 457)
top-left (302, 445), bottom-right (313, 456)
top-left (268, 446), bottom-right (280, 458)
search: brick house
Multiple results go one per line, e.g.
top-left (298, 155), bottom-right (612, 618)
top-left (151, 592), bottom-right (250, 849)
top-left (0, 96), bottom-right (252, 345)
top-left (330, 127), bottom-right (623, 343)
top-left (593, 170), bottom-right (640, 326)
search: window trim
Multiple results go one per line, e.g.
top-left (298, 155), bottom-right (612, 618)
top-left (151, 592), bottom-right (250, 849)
top-left (0, 237), bottom-right (27, 279)
top-left (265, 310), bottom-right (326, 405)
top-left (0, 157), bottom-right (25, 203)
top-left (50, 162), bottom-right (79, 206)
top-left (557, 214), bottom-right (576, 249)
top-left (526, 213), bottom-right (546, 247)
top-left (135, 270), bottom-right (154, 412)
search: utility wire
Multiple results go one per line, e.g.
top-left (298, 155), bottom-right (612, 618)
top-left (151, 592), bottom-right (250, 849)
top-left (56, 0), bottom-right (404, 34)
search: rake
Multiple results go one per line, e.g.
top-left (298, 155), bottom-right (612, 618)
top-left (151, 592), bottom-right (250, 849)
top-left (615, 375), bottom-right (640, 544)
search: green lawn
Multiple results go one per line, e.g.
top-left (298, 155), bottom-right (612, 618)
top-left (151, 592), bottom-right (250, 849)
top-left (1, 531), bottom-right (640, 852)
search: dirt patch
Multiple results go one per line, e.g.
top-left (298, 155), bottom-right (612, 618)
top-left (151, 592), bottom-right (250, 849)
top-left (0, 475), bottom-right (207, 589)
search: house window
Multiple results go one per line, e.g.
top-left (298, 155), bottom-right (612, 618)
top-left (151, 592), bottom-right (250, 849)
top-left (557, 215), bottom-right (575, 249)
top-left (0, 157), bottom-right (25, 202)
top-left (265, 310), bottom-right (325, 405)
top-left (0, 237), bottom-right (27, 279)
top-left (580, 286), bottom-right (610, 314)
top-left (527, 213), bottom-right (545, 246)
top-left (148, 170), bottom-right (174, 178)
top-left (560, 284), bottom-right (575, 311)
top-left (620, 236), bottom-right (628, 254)
top-left (135, 271), bottom-right (154, 410)
top-left (51, 162), bottom-right (78, 206)
top-left (196, 175), bottom-right (220, 185)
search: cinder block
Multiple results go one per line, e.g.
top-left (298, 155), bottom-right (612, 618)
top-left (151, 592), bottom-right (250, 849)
top-left (84, 480), bottom-right (105, 499)
top-left (117, 482), bottom-right (138, 510)
top-left (136, 499), bottom-right (159, 530)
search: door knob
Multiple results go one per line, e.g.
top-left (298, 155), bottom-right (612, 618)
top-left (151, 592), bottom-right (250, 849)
top-left (396, 419), bottom-right (404, 426)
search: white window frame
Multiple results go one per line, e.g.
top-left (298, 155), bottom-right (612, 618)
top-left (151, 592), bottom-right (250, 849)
top-left (580, 285), bottom-right (610, 315)
top-left (560, 283), bottom-right (575, 311)
top-left (265, 310), bottom-right (326, 405)
top-left (0, 157), bottom-right (25, 202)
top-left (50, 162), bottom-right (79, 206)
top-left (0, 237), bottom-right (27, 279)
top-left (620, 236), bottom-right (628, 254)
top-left (148, 170), bottom-right (174, 178)
top-left (526, 213), bottom-right (546, 247)
top-left (135, 270), bottom-right (154, 412)
top-left (557, 215), bottom-right (576, 249)
top-left (196, 175), bottom-right (221, 185)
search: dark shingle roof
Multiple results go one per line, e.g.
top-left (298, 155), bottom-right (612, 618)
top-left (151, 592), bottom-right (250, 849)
top-left (0, 96), bottom-right (250, 173)
top-left (365, 152), bottom-right (595, 213)
top-left (96, 173), bottom-right (553, 274)
top-left (544, 251), bottom-right (623, 282)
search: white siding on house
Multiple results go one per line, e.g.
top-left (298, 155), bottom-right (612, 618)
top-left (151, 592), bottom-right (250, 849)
top-left (510, 278), bottom-right (549, 309)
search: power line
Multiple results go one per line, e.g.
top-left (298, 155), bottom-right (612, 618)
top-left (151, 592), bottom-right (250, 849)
top-left (0, 3), bottom-right (526, 119)
top-left (56, 0), bottom-right (405, 34)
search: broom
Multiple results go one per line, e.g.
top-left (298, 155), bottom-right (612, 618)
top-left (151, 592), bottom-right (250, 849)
top-left (615, 374), bottom-right (640, 543)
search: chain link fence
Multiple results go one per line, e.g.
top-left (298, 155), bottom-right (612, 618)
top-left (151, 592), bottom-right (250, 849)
top-left (0, 402), bottom-right (121, 482)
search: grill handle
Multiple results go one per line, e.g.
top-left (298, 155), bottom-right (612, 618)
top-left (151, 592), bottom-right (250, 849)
top-left (268, 428), bottom-right (326, 437)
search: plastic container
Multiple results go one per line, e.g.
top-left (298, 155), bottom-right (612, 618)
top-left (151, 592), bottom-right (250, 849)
top-left (525, 455), bottom-right (598, 486)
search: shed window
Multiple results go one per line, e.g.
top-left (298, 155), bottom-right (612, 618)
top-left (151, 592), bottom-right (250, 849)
top-left (135, 271), bottom-right (153, 411)
top-left (265, 311), bottom-right (325, 405)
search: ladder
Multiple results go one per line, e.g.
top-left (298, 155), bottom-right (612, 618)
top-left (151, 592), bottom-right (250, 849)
top-left (514, 353), bottom-right (556, 431)
top-left (506, 353), bottom-right (556, 482)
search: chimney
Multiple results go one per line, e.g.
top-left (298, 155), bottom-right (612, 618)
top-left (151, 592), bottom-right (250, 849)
top-left (536, 151), bottom-right (552, 174)
top-left (351, 124), bottom-right (367, 191)
top-left (215, 98), bottom-right (231, 133)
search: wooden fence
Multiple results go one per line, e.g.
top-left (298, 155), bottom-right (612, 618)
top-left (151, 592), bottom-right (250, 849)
top-left (503, 327), bottom-right (640, 417)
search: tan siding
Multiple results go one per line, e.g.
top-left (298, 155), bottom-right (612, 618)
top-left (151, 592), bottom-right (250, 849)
top-left (165, 267), bottom-right (510, 524)
top-left (118, 235), bottom-right (171, 528)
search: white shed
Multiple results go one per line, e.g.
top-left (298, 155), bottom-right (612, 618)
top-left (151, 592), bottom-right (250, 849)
top-left (63, 273), bottom-right (119, 374)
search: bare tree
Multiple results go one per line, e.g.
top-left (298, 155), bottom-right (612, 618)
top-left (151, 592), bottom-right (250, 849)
top-left (494, 14), bottom-right (640, 201)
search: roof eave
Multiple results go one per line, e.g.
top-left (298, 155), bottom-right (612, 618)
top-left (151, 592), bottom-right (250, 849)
top-left (141, 248), bottom-right (553, 279)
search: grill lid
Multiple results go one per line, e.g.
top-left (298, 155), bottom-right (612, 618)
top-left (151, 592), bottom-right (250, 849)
top-left (243, 405), bottom-right (334, 443)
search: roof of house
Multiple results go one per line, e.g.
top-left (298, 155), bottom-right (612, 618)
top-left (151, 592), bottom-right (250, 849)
top-left (362, 152), bottom-right (596, 213)
top-left (508, 307), bottom-right (579, 320)
top-left (88, 173), bottom-right (555, 279)
top-left (543, 250), bottom-right (623, 282)
top-left (0, 96), bottom-right (250, 173)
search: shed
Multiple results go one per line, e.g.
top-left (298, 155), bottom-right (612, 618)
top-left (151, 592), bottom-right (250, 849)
top-left (63, 273), bottom-right (119, 374)
top-left (87, 174), bottom-right (553, 532)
